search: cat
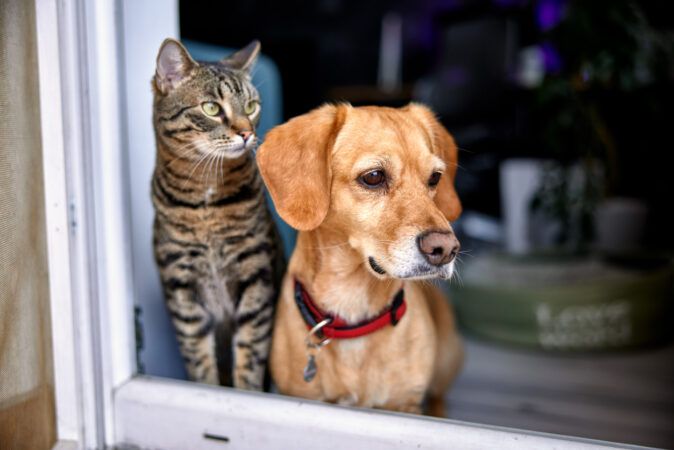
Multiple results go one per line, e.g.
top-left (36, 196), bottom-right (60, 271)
top-left (151, 38), bottom-right (281, 390)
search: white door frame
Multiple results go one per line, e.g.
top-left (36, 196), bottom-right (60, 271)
top-left (34, 0), bottom-right (643, 449)
top-left (36, 0), bottom-right (135, 446)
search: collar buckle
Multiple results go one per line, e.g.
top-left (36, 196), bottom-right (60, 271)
top-left (305, 318), bottom-right (333, 349)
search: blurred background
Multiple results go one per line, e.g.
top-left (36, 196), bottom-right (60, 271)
top-left (139, 0), bottom-right (674, 447)
top-left (181, 0), bottom-right (674, 246)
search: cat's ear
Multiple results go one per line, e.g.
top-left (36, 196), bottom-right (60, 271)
top-left (154, 38), bottom-right (197, 94)
top-left (223, 40), bottom-right (260, 73)
top-left (256, 104), bottom-right (348, 231)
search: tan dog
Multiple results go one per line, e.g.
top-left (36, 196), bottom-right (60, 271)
top-left (256, 103), bottom-right (463, 416)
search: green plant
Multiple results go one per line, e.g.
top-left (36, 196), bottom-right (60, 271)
top-left (530, 0), bottom-right (673, 250)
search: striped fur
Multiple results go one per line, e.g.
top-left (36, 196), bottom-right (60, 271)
top-left (151, 39), bottom-right (281, 390)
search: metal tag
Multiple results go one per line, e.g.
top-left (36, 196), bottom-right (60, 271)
top-left (303, 354), bottom-right (317, 382)
top-left (302, 318), bottom-right (333, 383)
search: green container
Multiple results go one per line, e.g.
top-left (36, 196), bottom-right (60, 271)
top-left (452, 254), bottom-right (674, 351)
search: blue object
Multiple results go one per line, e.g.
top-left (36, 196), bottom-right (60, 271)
top-left (184, 40), bottom-right (297, 258)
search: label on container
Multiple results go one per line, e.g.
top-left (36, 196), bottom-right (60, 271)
top-left (536, 301), bottom-right (632, 349)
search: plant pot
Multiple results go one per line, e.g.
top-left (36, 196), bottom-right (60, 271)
top-left (452, 253), bottom-right (674, 351)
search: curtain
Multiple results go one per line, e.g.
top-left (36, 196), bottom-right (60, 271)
top-left (0, 0), bottom-right (56, 448)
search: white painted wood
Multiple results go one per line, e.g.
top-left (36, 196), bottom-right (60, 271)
top-left (36, 0), bottom-right (136, 446)
top-left (80, 0), bottom-right (137, 444)
top-left (114, 377), bottom-right (636, 450)
top-left (35, 0), bottom-right (82, 443)
top-left (45, 0), bottom-right (107, 444)
top-left (52, 440), bottom-right (79, 450)
top-left (84, 0), bottom-right (137, 393)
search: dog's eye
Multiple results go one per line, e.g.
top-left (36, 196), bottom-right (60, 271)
top-left (360, 170), bottom-right (386, 188)
top-left (428, 172), bottom-right (442, 188)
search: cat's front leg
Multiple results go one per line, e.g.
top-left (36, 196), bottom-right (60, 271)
top-left (165, 285), bottom-right (220, 385)
top-left (232, 266), bottom-right (276, 391)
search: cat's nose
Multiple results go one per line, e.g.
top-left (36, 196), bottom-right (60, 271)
top-left (238, 131), bottom-right (253, 142)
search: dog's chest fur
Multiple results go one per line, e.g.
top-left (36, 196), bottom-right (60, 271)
top-left (315, 305), bottom-right (434, 409)
top-left (330, 339), bottom-right (393, 407)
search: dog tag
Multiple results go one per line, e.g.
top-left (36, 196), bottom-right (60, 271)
top-left (303, 354), bottom-right (317, 382)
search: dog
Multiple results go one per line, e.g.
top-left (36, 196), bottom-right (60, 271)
top-left (256, 103), bottom-right (463, 416)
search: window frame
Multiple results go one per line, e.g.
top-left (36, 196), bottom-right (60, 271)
top-left (35, 0), bottom-right (638, 448)
top-left (36, 0), bottom-right (134, 446)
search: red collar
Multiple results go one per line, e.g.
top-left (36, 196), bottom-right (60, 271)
top-left (294, 279), bottom-right (407, 339)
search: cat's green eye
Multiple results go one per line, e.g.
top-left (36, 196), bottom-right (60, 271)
top-left (244, 100), bottom-right (259, 116)
top-left (201, 102), bottom-right (221, 116)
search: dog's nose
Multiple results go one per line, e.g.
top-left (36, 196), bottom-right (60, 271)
top-left (417, 231), bottom-right (460, 266)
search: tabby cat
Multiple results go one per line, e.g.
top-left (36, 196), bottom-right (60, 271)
top-left (151, 38), bottom-right (281, 390)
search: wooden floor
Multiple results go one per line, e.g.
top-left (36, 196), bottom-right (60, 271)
top-left (445, 337), bottom-right (674, 449)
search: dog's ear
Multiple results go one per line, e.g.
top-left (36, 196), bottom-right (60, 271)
top-left (256, 104), bottom-right (347, 230)
top-left (405, 104), bottom-right (462, 221)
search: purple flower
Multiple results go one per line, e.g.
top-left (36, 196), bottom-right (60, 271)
top-left (541, 41), bottom-right (563, 74)
top-left (536, 0), bottom-right (567, 31)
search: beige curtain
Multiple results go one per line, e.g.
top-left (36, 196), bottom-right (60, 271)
top-left (0, 0), bottom-right (56, 448)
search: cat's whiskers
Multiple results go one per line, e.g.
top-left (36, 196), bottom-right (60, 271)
top-left (214, 150), bottom-right (225, 183)
top-left (170, 140), bottom-right (201, 155)
top-left (217, 152), bottom-right (225, 185)
top-left (164, 142), bottom-right (203, 168)
top-left (165, 146), bottom-right (198, 167)
top-left (207, 148), bottom-right (225, 185)
top-left (205, 150), bottom-right (219, 184)
top-left (205, 141), bottom-right (227, 186)
top-left (213, 152), bottom-right (220, 185)
top-left (181, 146), bottom-right (217, 189)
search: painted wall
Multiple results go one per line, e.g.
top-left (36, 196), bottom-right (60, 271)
top-left (122, 0), bottom-right (185, 379)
